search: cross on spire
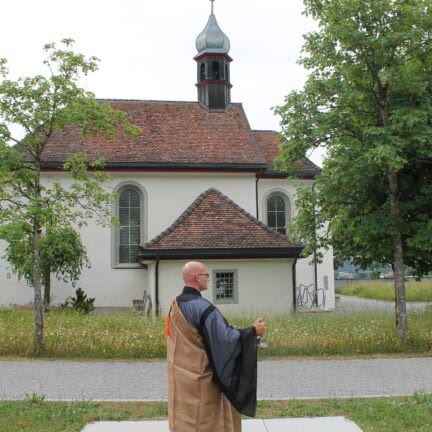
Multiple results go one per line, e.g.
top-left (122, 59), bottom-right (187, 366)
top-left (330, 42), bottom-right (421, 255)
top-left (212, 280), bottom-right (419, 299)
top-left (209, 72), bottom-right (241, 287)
top-left (210, 0), bottom-right (215, 15)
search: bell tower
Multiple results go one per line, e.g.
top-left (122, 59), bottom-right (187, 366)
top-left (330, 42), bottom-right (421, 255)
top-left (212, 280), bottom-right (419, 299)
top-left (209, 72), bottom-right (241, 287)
top-left (195, 0), bottom-right (232, 110)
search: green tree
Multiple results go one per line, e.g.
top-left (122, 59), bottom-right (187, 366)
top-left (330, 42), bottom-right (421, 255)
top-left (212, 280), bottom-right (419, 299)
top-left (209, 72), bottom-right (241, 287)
top-left (0, 39), bottom-right (139, 353)
top-left (0, 223), bottom-right (90, 305)
top-left (275, 0), bottom-right (432, 340)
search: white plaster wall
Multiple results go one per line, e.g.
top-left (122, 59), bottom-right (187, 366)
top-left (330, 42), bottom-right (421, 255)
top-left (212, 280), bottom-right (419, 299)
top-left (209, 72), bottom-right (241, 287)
top-left (0, 239), bottom-right (35, 305)
top-left (295, 255), bottom-right (316, 289)
top-left (156, 259), bottom-right (294, 316)
top-left (295, 254), bottom-right (334, 309)
top-left (156, 261), bottom-right (183, 316)
top-left (0, 229), bottom-right (147, 308)
top-left (0, 171), bottom-right (335, 310)
top-left (317, 245), bottom-right (335, 309)
top-left (257, 178), bottom-right (313, 222)
top-left (145, 261), bottom-right (156, 312)
top-left (107, 172), bottom-right (257, 240)
top-left (68, 222), bottom-right (147, 307)
top-left (0, 172), bottom-right (257, 307)
top-left (79, 171), bottom-right (257, 307)
top-left (258, 178), bottom-right (336, 310)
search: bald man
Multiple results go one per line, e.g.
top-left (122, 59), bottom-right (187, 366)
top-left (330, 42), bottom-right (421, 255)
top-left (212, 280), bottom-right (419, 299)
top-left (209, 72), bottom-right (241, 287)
top-left (166, 261), bottom-right (265, 432)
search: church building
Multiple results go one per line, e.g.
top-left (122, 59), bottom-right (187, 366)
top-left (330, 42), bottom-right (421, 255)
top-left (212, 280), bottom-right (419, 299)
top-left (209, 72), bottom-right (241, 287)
top-left (0, 2), bottom-right (335, 313)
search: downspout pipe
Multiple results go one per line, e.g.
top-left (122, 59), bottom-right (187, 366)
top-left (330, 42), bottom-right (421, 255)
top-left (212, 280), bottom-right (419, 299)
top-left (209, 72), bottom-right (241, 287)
top-left (312, 181), bottom-right (318, 307)
top-left (313, 247), bottom-right (318, 307)
top-left (155, 257), bottom-right (160, 316)
top-left (255, 176), bottom-right (259, 219)
top-left (292, 258), bottom-right (297, 313)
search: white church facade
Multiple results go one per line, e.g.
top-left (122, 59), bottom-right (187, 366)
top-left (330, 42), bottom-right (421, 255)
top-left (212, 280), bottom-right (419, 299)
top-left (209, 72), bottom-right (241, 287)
top-left (0, 6), bottom-right (335, 314)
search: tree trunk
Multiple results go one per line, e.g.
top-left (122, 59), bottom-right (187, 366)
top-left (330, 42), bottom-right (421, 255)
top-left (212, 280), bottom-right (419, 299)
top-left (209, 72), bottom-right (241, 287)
top-left (378, 82), bottom-right (408, 340)
top-left (33, 165), bottom-right (44, 354)
top-left (43, 265), bottom-right (51, 307)
top-left (388, 170), bottom-right (408, 340)
top-left (33, 221), bottom-right (44, 354)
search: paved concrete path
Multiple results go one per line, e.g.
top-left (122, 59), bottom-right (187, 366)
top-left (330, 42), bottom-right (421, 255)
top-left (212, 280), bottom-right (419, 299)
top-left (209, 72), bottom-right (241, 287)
top-left (1, 357), bottom-right (431, 401)
top-left (81, 417), bottom-right (363, 432)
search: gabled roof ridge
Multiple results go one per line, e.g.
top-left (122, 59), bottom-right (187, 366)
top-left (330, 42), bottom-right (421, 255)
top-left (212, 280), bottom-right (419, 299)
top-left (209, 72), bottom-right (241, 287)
top-left (206, 188), bottom-right (292, 239)
top-left (143, 190), bottom-right (211, 248)
top-left (235, 108), bottom-right (268, 168)
top-left (299, 156), bottom-right (322, 171)
top-left (143, 187), bottom-right (291, 249)
top-left (96, 98), bottom-right (199, 105)
top-left (96, 98), bottom-right (245, 108)
top-left (252, 129), bottom-right (322, 173)
top-left (252, 129), bottom-right (279, 133)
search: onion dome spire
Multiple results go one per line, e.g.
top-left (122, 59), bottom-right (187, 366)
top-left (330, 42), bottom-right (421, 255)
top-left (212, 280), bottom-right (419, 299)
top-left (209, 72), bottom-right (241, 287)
top-left (195, 0), bottom-right (230, 56)
top-left (194, 0), bottom-right (233, 110)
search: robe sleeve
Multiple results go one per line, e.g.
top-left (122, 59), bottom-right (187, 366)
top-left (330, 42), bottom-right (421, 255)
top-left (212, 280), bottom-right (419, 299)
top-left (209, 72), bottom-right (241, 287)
top-left (200, 307), bottom-right (258, 417)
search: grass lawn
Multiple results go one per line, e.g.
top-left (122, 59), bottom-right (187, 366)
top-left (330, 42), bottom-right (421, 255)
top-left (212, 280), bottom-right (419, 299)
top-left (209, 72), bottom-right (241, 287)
top-left (336, 278), bottom-right (432, 302)
top-left (1, 307), bottom-right (432, 358)
top-left (1, 394), bottom-right (431, 432)
top-left (1, 307), bottom-right (431, 431)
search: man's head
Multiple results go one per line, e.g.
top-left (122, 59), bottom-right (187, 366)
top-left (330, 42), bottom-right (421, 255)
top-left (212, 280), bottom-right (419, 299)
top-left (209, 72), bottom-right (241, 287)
top-left (182, 261), bottom-right (209, 292)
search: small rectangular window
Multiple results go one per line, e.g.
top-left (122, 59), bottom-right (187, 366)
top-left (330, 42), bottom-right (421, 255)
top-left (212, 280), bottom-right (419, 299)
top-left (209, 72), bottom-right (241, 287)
top-left (213, 270), bottom-right (238, 304)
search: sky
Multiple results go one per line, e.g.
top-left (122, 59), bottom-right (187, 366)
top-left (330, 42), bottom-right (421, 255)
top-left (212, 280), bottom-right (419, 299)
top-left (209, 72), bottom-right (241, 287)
top-left (1, 0), bottom-right (322, 164)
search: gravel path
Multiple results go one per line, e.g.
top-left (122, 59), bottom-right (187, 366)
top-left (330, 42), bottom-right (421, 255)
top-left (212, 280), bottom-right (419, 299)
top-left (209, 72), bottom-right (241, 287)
top-left (1, 357), bottom-right (431, 401)
top-left (336, 294), bottom-right (431, 313)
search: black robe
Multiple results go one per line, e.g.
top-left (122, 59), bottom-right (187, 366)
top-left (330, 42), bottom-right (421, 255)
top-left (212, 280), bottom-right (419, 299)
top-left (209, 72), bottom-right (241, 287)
top-left (177, 286), bottom-right (258, 417)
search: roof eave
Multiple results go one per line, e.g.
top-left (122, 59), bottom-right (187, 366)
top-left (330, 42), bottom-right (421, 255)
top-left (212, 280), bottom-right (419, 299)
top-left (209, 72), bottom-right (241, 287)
top-left (258, 170), bottom-right (320, 179)
top-left (194, 51), bottom-right (233, 61)
top-left (137, 247), bottom-right (304, 260)
top-left (38, 161), bottom-right (268, 171)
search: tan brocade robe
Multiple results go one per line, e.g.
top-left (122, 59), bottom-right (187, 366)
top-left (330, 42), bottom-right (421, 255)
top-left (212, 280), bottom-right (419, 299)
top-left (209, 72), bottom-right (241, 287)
top-left (167, 299), bottom-right (241, 432)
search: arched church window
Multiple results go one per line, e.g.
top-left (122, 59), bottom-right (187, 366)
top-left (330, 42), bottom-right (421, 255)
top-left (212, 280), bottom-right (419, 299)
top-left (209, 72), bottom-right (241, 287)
top-left (225, 64), bottom-right (229, 82)
top-left (200, 63), bottom-right (206, 81)
top-left (266, 192), bottom-right (291, 235)
top-left (116, 185), bottom-right (143, 264)
top-left (211, 61), bottom-right (220, 79)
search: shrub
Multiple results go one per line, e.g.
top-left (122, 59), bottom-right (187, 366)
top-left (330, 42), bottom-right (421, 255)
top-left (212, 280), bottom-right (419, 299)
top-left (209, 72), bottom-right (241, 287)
top-left (62, 288), bottom-right (95, 314)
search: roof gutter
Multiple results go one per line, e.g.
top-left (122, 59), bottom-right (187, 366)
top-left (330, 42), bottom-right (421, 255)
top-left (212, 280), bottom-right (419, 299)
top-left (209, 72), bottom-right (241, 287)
top-left (38, 161), bottom-right (269, 172)
top-left (138, 247), bottom-right (304, 261)
top-left (257, 169), bottom-right (320, 179)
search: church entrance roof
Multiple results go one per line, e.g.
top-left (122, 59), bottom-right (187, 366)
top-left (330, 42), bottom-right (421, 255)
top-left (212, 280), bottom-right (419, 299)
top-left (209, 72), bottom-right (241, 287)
top-left (138, 188), bottom-right (303, 260)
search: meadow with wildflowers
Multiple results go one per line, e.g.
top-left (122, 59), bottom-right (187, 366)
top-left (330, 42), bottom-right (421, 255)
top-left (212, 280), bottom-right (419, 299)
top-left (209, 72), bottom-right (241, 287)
top-left (336, 278), bottom-right (432, 302)
top-left (1, 307), bottom-right (431, 358)
top-left (0, 308), bottom-right (165, 359)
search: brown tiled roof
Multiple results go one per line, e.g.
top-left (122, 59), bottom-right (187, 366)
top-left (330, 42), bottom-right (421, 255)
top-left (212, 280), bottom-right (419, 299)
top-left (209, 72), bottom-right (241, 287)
top-left (139, 188), bottom-right (303, 259)
top-left (253, 130), bottom-right (320, 175)
top-left (41, 100), bottom-right (267, 169)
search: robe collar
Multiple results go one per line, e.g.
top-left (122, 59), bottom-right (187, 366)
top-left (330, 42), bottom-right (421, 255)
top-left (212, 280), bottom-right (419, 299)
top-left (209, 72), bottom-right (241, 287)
top-left (182, 286), bottom-right (202, 297)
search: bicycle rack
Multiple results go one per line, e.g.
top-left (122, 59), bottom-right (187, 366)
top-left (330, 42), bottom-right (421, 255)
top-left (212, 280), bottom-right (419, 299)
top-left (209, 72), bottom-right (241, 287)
top-left (296, 283), bottom-right (327, 310)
